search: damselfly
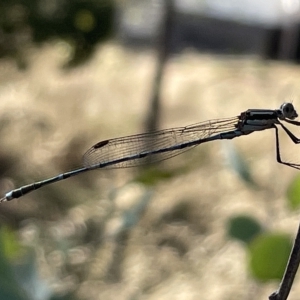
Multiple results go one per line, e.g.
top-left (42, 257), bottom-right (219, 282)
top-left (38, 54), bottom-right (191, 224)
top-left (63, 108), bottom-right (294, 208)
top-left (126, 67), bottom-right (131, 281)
top-left (1, 102), bottom-right (300, 203)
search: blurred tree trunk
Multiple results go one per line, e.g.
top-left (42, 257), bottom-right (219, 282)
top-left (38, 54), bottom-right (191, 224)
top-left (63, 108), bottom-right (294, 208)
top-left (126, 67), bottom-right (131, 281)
top-left (145, 0), bottom-right (174, 133)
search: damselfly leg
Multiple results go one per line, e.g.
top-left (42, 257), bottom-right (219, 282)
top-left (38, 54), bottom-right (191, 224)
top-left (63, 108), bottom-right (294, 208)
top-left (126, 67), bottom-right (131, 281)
top-left (275, 119), bottom-right (300, 169)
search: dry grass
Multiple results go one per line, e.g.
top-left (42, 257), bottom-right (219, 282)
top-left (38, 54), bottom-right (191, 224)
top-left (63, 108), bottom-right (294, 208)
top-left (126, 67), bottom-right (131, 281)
top-left (0, 42), bottom-right (300, 299)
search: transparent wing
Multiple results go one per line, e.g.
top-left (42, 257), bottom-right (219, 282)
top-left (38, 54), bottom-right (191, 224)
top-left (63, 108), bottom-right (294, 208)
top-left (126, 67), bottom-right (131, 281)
top-left (83, 116), bottom-right (239, 169)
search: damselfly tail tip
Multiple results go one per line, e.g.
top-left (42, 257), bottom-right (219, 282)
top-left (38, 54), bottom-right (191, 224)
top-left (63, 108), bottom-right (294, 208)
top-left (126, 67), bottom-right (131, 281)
top-left (0, 196), bottom-right (7, 203)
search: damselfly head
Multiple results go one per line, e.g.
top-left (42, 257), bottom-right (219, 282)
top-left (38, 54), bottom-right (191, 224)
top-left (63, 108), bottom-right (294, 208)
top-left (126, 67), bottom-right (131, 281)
top-left (279, 102), bottom-right (298, 120)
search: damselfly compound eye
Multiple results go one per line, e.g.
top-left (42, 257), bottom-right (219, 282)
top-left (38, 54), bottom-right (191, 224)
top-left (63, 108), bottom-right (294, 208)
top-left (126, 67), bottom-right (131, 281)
top-left (280, 102), bottom-right (298, 119)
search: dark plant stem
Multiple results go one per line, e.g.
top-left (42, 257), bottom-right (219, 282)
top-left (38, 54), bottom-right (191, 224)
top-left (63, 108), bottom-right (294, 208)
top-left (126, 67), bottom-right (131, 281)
top-left (269, 221), bottom-right (300, 300)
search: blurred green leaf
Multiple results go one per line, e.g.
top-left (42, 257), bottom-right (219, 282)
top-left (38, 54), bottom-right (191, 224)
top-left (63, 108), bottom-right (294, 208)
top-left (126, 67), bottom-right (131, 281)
top-left (0, 0), bottom-right (115, 68)
top-left (0, 226), bottom-right (57, 300)
top-left (227, 215), bottom-right (262, 244)
top-left (74, 9), bottom-right (96, 32)
top-left (248, 233), bottom-right (292, 281)
top-left (1, 226), bottom-right (25, 260)
top-left (135, 167), bottom-right (175, 186)
top-left (0, 227), bottom-right (30, 300)
top-left (286, 174), bottom-right (300, 210)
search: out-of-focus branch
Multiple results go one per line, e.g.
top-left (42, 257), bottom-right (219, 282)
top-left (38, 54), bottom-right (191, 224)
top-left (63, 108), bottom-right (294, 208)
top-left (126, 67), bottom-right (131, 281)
top-left (145, 0), bottom-right (174, 133)
top-left (269, 222), bottom-right (300, 300)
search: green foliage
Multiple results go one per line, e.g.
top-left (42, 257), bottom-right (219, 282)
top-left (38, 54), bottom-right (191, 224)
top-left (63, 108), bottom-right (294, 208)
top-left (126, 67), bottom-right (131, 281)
top-left (0, 227), bottom-right (30, 300)
top-left (135, 167), bottom-right (175, 186)
top-left (226, 212), bottom-right (293, 283)
top-left (0, 226), bottom-right (77, 300)
top-left (227, 215), bottom-right (262, 244)
top-left (0, 0), bottom-right (115, 67)
top-left (248, 233), bottom-right (292, 281)
top-left (286, 174), bottom-right (300, 210)
top-left (1, 226), bottom-right (26, 260)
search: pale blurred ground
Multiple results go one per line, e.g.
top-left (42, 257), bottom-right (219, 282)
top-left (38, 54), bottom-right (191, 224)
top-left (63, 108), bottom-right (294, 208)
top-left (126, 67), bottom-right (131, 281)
top-left (1, 42), bottom-right (300, 299)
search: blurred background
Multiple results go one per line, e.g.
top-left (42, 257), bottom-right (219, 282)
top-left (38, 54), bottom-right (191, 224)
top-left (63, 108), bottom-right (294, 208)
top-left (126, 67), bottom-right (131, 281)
top-left (2, 0), bottom-right (300, 299)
